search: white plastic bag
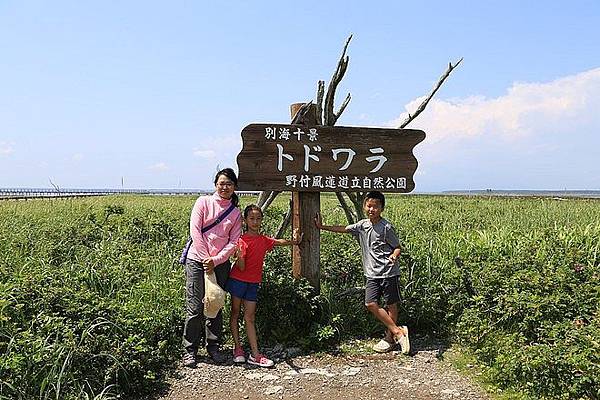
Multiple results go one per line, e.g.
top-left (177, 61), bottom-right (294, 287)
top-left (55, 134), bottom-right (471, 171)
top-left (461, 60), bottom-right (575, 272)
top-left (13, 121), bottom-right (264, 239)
top-left (203, 272), bottom-right (226, 318)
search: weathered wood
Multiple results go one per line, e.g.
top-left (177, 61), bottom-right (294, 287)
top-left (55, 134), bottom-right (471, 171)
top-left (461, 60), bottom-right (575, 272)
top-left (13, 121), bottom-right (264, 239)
top-left (324, 35), bottom-right (352, 126)
top-left (274, 199), bottom-right (292, 239)
top-left (335, 192), bottom-right (357, 223)
top-left (237, 124), bottom-right (425, 193)
top-left (290, 103), bottom-right (321, 292)
top-left (316, 80), bottom-right (325, 125)
top-left (292, 190), bottom-right (320, 290)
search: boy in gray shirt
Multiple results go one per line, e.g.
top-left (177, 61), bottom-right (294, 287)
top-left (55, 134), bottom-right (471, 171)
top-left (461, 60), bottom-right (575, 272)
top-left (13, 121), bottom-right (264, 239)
top-left (315, 191), bottom-right (410, 354)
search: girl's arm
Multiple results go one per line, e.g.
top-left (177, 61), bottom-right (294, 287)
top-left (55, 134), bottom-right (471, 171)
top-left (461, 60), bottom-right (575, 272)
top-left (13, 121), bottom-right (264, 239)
top-left (314, 212), bottom-right (350, 233)
top-left (273, 228), bottom-right (303, 246)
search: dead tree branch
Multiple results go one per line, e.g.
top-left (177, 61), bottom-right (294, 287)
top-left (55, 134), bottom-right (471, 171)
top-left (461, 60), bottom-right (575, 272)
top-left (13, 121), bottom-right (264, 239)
top-left (335, 192), bottom-right (357, 223)
top-left (324, 34), bottom-right (352, 126)
top-left (399, 58), bottom-right (463, 128)
top-left (291, 101), bottom-right (315, 124)
top-left (256, 191), bottom-right (271, 208)
top-left (275, 200), bottom-right (293, 239)
top-left (347, 192), bottom-right (365, 220)
top-left (334, 93), bottom-right (351, 123)
top-left (259, 191), bottom-right (281, 212)
top-left (316, 80), bottom-right (325, 125)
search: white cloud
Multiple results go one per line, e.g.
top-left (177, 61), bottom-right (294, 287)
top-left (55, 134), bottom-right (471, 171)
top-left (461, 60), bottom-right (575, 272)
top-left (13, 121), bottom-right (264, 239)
top-left (193, 149), bottom-right (216, 159)
top-left (388, 67), bottom-right (600, 144)
top-left (0, 141), bottom-right (15, 155)
top-left (149, 162), bottom-right (169, 171)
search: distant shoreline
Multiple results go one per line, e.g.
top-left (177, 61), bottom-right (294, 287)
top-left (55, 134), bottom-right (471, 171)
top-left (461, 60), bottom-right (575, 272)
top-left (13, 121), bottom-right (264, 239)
top-left (438, 190), bottom-right (600, 198)
top-left (2, 188), bottom-right (600, 200)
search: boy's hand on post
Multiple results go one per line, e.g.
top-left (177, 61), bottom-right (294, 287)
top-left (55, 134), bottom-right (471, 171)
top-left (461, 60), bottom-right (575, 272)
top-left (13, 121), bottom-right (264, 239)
top-left (388, 254), bottom-right (398, 264)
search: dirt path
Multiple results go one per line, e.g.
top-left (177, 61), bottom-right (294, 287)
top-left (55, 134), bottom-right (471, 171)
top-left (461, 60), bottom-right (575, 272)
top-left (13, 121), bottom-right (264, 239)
top-left (154, 336), bottom-right (490, 400)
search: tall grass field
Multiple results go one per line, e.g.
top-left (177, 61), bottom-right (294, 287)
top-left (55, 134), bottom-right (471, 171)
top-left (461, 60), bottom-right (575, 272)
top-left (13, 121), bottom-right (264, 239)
top-left (0, 194), bottom-right (598, 399)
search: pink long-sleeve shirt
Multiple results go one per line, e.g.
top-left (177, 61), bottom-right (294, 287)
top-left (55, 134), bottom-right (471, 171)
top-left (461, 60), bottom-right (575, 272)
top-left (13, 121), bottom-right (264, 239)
top-left (187, 192), bottom-right (242, 266)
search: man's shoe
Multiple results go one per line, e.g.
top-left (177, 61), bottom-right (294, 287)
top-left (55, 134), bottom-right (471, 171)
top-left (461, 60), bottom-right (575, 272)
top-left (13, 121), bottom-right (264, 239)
top-left (182, 352), bottom-right (197, 368)
top-left (207, 348), bottom-right (227, 365)
top-left (373, 339), bottom-right (393, 353)
top-left (394, 326), bottom-right (410, 355)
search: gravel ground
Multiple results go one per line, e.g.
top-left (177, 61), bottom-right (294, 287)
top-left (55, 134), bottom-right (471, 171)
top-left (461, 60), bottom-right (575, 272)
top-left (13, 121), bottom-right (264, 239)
top-left (150, 336), bottom-right (490, 400)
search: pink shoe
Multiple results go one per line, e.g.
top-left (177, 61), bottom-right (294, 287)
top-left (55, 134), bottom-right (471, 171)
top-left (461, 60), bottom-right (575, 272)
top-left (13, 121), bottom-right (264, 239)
top-left (248, 353), bottom-right (274, 368)
top-left (233, 347), bottom-right (246, 364)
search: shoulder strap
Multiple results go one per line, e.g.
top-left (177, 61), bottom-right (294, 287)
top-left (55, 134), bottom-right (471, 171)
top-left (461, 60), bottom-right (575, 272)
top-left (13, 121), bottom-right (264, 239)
top-left (201, 203), bottom-right (236, 234)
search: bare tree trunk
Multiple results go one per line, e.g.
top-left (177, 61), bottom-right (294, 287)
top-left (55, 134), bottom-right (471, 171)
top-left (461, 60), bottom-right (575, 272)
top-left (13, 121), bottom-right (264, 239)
top-left (335, 192), bottom-right (357, 223)
top-left (275, 200), bottom-right (292, 238)
top-left (258, 36), bottom-right (462, 228)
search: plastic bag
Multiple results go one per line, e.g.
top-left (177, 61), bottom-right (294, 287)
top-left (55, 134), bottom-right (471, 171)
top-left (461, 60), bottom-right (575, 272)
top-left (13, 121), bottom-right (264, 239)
top-left (203, 272), bottom-right (226, 318)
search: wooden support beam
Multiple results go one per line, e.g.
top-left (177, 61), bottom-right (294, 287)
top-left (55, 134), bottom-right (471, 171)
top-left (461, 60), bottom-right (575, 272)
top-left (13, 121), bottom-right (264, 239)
top-left (290, 102), bottom-right (321, 292)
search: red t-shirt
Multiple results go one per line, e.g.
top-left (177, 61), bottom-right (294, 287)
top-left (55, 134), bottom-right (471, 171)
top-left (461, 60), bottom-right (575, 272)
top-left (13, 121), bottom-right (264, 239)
top-left (229, 233), bottom-right (276, 283)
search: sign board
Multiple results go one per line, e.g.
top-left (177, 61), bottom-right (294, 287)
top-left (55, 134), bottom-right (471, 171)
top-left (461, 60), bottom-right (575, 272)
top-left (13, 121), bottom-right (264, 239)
top-left (237, 124), bottom-right (425, 193)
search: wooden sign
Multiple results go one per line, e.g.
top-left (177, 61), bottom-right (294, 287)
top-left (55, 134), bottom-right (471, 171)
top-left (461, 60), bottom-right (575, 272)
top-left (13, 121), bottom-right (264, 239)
top-left (237, 123), bottom-right (425, 192)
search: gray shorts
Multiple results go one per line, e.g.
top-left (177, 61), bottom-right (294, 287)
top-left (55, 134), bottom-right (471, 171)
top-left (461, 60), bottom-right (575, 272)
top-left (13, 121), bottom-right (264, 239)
top-left (365, 276), bottom-right (400, 306)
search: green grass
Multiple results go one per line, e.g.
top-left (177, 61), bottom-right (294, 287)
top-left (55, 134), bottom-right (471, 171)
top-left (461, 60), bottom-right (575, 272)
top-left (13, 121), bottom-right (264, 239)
top-left (1, 194), bottom-right (599, 399)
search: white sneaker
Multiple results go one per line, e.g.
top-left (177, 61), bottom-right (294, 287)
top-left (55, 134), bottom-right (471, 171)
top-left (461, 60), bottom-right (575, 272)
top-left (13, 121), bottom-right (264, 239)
top-left (372, 339), bottom-right (393, 353)
top-left (395, 326), bottom-right (410, 355)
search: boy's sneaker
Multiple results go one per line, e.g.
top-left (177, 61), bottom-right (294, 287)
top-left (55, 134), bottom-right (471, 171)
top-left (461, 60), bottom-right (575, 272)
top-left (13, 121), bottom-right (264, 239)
top-left (248, 353), bottom-right (274, 368)
top-left (233, 347), bottom-right (246, 364)
top-left (395, 326), bottom-right (410, 355)
top-left (182, 352), bottom-right (197, 368)
top-left (372, 339), bottom-right (393, 353)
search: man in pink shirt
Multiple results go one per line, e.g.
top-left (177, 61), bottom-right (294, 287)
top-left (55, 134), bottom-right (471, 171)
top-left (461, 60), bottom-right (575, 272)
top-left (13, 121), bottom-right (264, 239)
top-left (182, 168), bottom-right (242, 367)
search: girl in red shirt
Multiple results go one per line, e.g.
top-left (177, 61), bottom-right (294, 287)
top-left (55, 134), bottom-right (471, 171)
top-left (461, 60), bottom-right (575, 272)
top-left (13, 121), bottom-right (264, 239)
top-left (225, 204), bottom-right (301, 367)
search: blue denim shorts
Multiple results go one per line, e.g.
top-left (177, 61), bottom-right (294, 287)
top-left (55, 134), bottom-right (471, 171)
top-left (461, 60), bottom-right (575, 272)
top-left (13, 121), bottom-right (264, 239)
top-left (225, 278), bottom-right (259, 302)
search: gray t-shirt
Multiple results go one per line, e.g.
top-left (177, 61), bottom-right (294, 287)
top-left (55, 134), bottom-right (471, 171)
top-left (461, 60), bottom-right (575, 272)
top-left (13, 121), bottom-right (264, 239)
top-left (346, 217), bottom-right (401, 278)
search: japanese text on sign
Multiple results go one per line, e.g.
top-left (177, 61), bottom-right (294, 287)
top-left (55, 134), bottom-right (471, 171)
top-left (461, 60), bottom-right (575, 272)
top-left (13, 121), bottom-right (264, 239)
top-left (266, 127), bottom-right (388, 173)
top-left (237, 123), bottom-right (426, 193)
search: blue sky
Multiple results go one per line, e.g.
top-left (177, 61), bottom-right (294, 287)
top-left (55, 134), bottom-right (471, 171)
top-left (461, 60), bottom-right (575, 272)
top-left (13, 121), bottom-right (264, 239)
top-left (1, 1), bottom-right (599, 191)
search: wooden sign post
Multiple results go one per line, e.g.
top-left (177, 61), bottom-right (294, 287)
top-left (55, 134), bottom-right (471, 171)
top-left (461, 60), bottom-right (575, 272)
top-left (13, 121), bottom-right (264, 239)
top-left (289, 103), bottom-right (321, 291)
top-left (237, 113), bottom-right (425, 292)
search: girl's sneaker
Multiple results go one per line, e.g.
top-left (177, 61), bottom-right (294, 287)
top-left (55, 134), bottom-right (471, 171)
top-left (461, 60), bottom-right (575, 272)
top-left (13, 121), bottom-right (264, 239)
top-left (248, 353), bottom-right (274, 368)
top-left (233, 347), bottom-right (246, 364)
